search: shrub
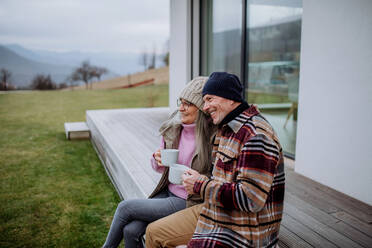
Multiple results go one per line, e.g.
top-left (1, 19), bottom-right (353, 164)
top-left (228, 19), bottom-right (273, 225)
top-left (31, 74), bottom-right (57, 90)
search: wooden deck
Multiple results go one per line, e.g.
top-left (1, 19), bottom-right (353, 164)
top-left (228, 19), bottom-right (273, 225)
top-left (86, 107), bottom-right (372, 248)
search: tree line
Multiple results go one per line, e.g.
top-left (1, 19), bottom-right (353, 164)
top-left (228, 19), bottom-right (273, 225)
top-left (139, 44), bottom-right (169, 71)
top-left (0, 68), bottom-right (14, 90)
top-left (0, 61), bottom-right (107, 91)
top-left (1, 46), bottom-right (169, 91)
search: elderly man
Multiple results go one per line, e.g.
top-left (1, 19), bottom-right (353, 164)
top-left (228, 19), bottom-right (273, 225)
top-left (146, 72), bottom-right (285, 248)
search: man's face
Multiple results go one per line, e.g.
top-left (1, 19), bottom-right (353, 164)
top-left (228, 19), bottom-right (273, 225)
top-left (203, 94), bottom-right (233, 124)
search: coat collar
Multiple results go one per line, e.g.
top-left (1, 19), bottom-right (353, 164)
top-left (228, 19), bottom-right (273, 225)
top-left (226, 104), bottom-right (260, 133)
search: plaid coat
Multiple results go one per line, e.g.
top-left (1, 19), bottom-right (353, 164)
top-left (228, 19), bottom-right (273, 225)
top-left (189, 105), bottom-right (285, 248)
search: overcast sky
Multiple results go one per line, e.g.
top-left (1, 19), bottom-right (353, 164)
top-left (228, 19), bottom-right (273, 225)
top-left (0, 0), bottom-right (169, 54)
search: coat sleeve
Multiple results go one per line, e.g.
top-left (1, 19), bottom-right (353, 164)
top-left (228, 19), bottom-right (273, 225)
top-left (193, 134), bottom-right (280, 212)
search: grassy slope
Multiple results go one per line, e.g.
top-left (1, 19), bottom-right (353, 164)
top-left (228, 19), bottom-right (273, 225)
top-left (0, 85), bottom-right (168, 247)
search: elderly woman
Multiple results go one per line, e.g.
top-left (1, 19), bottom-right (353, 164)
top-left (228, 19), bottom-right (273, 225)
top-left (102, 77), bottom-right (215, 248)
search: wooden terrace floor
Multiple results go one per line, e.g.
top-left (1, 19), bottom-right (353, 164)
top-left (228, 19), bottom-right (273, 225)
top-left (86, 107), bottom-right (372, 248)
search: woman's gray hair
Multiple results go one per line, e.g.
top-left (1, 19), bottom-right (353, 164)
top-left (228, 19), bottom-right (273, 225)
top-left (159, 110), bottom-right (215, 174)
top-left (195, 110), bottom-right (216, 175)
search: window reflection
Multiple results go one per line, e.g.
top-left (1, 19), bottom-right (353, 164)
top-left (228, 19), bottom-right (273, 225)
top-left (201, 0), bottom-right (242, 77)
top-left (246, 1), bottom-right (302, 155)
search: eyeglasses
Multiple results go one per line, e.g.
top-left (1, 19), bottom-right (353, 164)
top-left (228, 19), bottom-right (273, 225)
top-left (177, 99), bottom-right (193, 110)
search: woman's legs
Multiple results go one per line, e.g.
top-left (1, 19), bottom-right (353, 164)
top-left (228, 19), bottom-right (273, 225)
top-left (123, 220), bottom-right (147, 248)
top-left (102, 189), bottom-right (185, 248)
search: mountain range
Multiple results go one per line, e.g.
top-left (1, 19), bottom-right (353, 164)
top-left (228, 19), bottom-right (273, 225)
top-left (0, 44), bottom-right (158, 88)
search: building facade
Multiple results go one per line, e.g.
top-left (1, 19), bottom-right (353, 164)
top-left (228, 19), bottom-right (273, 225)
top-left (169, 0), bottom-right (372, 205)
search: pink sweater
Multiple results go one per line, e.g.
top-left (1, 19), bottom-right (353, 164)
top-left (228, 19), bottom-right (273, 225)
top-left (151, 123), bottom-right (196, 199)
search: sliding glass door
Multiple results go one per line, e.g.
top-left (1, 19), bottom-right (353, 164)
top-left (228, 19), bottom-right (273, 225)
top-left (201, 0), bottom-right (303, 156)
top-left (201, 0), bottom-right (242, 78)
top-left (245, 1), bottom-right (302, 156)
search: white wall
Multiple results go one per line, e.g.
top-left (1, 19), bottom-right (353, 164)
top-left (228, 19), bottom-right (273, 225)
top-left (296, 0), bottom-right (372, 205)
top-left (169, 0), bottom-right (192, 110)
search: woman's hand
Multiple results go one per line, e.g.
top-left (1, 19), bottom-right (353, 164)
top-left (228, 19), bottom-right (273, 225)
top-left (182, 169), bottom-right (200, 195)
top-left (153, 149), bottom-right (165, 167)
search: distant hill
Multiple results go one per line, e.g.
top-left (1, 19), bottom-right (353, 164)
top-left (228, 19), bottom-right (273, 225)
top-left (0, 45), bottom-right (75, 88)
top-left (69, 66), bottom-right (169, 90)
top-left (4, 44), bottom-right (44, 63)
top-left (4, 43), bottom-right (165, 77)
top-left (1, 44), bottom-right (167, 89)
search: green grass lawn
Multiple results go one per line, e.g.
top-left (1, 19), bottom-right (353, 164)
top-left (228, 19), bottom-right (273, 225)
top-left (0, 85), bottom-right (168, 248)
top-left (246, 91), bottom-right (290, 104)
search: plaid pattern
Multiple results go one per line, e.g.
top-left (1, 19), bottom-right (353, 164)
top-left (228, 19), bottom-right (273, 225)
top-left (189, 105), bottom-right (285, 248)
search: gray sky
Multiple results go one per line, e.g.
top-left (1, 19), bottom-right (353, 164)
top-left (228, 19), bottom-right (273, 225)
top-left (0, 0), bottom-right (169, 53)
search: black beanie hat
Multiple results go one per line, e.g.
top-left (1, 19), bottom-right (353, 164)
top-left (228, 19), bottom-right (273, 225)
top-left (202, 72), bottom-right (243, 102)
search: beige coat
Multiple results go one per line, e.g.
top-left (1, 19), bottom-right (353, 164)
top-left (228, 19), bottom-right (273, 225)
top-left (148, 111), bottom-right (211, 207)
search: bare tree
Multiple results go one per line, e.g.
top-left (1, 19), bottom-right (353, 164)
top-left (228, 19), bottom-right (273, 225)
top-left (71, 61), bottom-right (94, 90)
top-left (70, 61), bottom-right (107, 89)
top-left (163, 52), bottom-right (169, 67)
top-left (0, 68), bottom-right (12, 91)
top-left (139, 49), bottom-right (149, 71)
top-left (162, 40), bottom-right (169, 67)
top-left (91, 66), bottom-right (108, 81)
top-left (66, 75), bottom-right (77, 90)
top-left (58, 82), bottom-right (68, 89)
top-left (148, 45), bottom-right (156, 70)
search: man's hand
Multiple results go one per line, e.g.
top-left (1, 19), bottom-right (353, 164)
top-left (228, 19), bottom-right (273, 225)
top-left (153, 149), bottom-right (165, 167)
top-left (182, 169), bottom-right (200, 195)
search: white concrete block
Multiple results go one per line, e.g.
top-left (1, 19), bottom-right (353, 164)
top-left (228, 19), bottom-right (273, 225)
top-left (64, 122), bottom-right (90, 140)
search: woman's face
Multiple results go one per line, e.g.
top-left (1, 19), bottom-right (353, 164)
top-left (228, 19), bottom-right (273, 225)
top-left (178, 98), bottom-right (198, 124)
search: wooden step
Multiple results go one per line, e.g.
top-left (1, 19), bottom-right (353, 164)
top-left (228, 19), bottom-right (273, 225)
top-left (86, 107), bottom-right (169, 200)
top-left (64, 122), bottom-right (90, 140)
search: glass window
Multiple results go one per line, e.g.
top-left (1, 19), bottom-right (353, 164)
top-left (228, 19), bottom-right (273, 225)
top-left (245, 1), bottom-right (302, 156)
top-left (201, 0), bottom-right (242, 78)
top-left (201, 0), bottom-right (302, 156)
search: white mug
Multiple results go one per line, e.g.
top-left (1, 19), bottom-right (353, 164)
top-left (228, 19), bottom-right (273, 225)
top-left (169, 163), bottom-right (189, 185)
top-left (160, 149), bottom-right (179, 166)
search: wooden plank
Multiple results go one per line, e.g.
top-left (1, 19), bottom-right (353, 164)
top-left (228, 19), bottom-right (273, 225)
top-left (86, 108), bottom-right (169, 199)
top-left (114, 110), bottom-right (168, 183)
top-left (282, 214), bottom-right (338, 248)
top-left (98, 108), bottom-right (161, 155)
top-left (105, 115), bottom-right (159, 183)
top-left (286, 169), bottom-right (372, 223)
top-left (332, 221), bottom-right (372, 248)
top-left (285, 169), bottom-right (372, 223)
top-left (278, 240), bottom-right (290, 248)
top-left (112, 108), bottom-right (164, 146)
top-left (88, 112), bottom-right (150, 199)
top-left (285, 192), bottom-right (372, 248)
top-left (284, 201), bottom-right (364, 248)
top-left (285, 179), bottom-right (340, 214)
top-left (279, 225), bottom-right (314, 248)
top-left (289, 170), bottom-right (372, 215)
top-left (122, 112), bottom-right (163, 150)
top-left (284, 192), bottom-right (339, 224)
top-left (91, 137), bottom-right (124, 199)
top-left (331, 211), bottom-right (372, 238)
